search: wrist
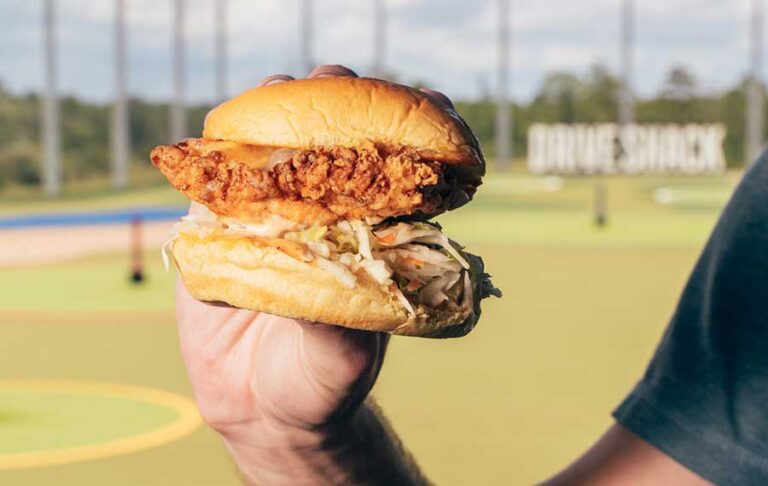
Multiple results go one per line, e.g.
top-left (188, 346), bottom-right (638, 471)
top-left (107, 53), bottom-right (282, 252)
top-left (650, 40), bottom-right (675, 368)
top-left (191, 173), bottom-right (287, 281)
top-left (218, 410), bottom-right (362, 485)
top-left (216, 400), bottom-right (426, 486)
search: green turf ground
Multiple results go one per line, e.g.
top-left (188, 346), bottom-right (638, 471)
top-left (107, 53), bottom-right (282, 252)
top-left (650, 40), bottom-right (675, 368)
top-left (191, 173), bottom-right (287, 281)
top-left (0, 389), bottom-right (177, 454)
top-left (0, 171), bottom-right (741, 485)
top-left (0, 256), bottom-right (175, 312)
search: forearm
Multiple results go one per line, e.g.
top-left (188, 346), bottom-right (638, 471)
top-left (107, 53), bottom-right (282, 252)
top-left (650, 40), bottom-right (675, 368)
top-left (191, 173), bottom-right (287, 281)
top-left (222, 398), bottom-right (429, 486)
top-left (541, 425), bottom-right (710, 486)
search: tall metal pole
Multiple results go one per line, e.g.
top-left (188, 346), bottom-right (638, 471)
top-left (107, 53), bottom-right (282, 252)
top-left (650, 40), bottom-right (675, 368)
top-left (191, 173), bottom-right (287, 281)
top-left (747, 0), bottom-right (765, 164)
top-left (495, 0), bottom-right (512, 171)
top-left (215, 0), bottom-right (228, 101)
top-left (112, 0), bottom-right (129, 189)
top-left (618, 0), bottom-right (635, 126)
top-left (596, 0), bottom-right (635, 227)
top-left (372, 0), bottom-right (386, 78)
top-left (171, 0), bottom-right (186, 142)
top-left (301, 0), bottom-right (313, 75)
top-left (42, 0), bottom-right (60, 196)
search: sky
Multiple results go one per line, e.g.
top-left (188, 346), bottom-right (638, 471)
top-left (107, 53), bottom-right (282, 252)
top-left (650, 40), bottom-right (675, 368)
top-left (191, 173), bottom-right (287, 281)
top-left (0, 0), bottom-right (760, 104)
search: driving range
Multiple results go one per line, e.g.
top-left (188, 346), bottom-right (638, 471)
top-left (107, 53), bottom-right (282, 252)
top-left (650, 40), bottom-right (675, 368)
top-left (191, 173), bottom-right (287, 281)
top-left (0, 171), bottom-right (738, 485)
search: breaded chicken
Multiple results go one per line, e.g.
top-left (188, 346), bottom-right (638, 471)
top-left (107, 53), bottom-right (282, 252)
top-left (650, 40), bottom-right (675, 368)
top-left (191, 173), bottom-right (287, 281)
top-left (151, 138), bottom-right (473, 224)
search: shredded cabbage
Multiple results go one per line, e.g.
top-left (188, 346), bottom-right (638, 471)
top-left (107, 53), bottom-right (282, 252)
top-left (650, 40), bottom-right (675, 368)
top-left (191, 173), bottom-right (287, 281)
top-left (161, 238), bottom-right (174, 271)
top-left (361, 259), bottom-right (393, 285)
top-left (419, 272), bottom-right (461, 307)
top-left (374, 223), bottom-right (470, 269)
top-left (329, 226), bottom-right (358, 253)
top-left (337, 252), bottom-right (361, 272)
top-left (306, 241), bottom-right (331, 258)
top-left (162, 206), bottom-right (475, 316)
top-left (412, 236), bottom-right (470, 269)
top-left (392, 284), bottom-right (416, 315)
top-left (351, 220), bottom-right (374, 260)
top-left (462, 271), bottom-right (473, 310)
top-left (285, 226), bottom-right (328, 243)
top-left (314, 256), bottom-right (357, 289)
top-left (373, 222), bottom-right (436, 246)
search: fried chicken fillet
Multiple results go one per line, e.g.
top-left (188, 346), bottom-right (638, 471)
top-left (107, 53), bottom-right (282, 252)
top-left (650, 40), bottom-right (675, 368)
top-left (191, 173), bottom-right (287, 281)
top-left (151, 139), bottom-right (479, 226)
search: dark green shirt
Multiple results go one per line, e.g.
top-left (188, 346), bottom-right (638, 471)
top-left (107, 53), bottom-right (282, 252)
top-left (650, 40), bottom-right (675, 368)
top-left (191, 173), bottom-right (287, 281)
top-left (614, 155), bottom-right (768, 485)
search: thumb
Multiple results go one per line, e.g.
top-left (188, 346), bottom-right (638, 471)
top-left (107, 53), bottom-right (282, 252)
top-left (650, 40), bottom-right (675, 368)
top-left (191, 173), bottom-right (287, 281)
top-left (298, 322), bottom-right (389, 417)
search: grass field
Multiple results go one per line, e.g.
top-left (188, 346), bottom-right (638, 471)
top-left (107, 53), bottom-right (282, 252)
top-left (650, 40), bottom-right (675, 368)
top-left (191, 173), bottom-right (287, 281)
top-left (0, 170), bottom-right (741, 485)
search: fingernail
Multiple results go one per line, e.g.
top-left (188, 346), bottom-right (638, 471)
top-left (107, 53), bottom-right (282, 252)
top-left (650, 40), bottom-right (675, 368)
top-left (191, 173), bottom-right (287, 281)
top-left (258, 74), bottom-right (296, 87)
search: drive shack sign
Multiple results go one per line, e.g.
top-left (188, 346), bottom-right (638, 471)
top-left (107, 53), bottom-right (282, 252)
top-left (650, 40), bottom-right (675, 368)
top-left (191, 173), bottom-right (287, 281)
top-left (527, 123), bottom-right (727, 175)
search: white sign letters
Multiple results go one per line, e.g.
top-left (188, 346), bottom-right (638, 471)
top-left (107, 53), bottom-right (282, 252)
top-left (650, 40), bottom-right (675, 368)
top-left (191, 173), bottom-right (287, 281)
top-left (527, 124), bottom-right (727, 174)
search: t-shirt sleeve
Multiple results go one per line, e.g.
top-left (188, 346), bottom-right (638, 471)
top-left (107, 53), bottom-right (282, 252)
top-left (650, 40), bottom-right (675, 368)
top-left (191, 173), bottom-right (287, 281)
top-left (614, 154), bottom-right (768, 486)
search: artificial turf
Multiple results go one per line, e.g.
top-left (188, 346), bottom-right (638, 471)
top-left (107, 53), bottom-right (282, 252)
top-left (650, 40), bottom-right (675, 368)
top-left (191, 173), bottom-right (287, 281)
top-left (0, 171), bottom-right (740, 485)
top-left (0, 389), bottom-right (178, 454)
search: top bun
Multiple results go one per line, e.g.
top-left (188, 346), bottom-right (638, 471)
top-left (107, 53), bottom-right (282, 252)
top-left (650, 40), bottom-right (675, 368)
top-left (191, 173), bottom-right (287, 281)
top-left (203, 77), bottom-right (484, 169)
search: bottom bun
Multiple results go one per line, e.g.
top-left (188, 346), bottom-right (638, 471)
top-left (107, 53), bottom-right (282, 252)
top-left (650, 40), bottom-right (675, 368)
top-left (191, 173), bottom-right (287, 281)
top-left (171, 234), bottom-right (485, 338)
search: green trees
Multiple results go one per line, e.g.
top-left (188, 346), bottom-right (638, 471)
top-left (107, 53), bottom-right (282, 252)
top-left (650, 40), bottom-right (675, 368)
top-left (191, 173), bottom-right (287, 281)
top-left (0, 65), bottom-right (765, 188)
top-left (457, 64), bottom-right (762, 167)
top-left (0, 87), bottom-right (212, 188)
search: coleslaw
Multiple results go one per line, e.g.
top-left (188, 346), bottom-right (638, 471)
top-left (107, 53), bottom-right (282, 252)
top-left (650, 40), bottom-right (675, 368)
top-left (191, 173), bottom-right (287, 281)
top-left (164, 203), bottom-right (476, 316)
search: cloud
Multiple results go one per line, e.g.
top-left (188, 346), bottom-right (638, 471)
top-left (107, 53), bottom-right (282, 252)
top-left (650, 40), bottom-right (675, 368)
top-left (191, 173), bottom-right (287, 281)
top-left (0, 0), bottom-right (762, 104)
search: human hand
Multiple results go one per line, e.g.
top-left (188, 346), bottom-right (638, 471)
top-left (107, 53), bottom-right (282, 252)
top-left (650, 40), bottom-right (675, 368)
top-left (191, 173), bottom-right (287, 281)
top-left (175, 65), bottom-right (449, 485)
top-left (176, 280), bottom-right (389, 483)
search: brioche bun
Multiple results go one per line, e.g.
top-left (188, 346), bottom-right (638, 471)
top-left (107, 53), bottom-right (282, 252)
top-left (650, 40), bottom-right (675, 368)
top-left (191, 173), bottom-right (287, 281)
top-left (172, 234), bottom-right (485, 338)
top-left (159, 74), bottom-right (499, 337)
top-left (203, 77), bottom-right (484, 171)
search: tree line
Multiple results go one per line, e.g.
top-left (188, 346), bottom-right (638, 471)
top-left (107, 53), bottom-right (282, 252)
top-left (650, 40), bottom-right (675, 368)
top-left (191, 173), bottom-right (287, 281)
top-left (0, 64), bottom-right (763, 188)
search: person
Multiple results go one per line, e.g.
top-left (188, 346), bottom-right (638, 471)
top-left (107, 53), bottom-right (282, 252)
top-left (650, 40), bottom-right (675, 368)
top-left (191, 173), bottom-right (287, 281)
top-left (176, 67), bottom-right (768, 485)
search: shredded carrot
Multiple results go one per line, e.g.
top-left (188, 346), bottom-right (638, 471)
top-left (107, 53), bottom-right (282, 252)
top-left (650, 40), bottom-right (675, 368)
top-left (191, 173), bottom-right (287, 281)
top-left (404, 256), bottom-right (424, 268)
top-left (406, 279), bottom-right (423, 291)
top-left (377, 232), bottom-right (396, 244)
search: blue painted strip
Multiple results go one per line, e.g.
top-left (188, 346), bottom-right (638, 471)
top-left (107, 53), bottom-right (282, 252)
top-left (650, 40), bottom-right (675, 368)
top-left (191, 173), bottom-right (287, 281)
top-left (0, 206), bottom-right (188, 229)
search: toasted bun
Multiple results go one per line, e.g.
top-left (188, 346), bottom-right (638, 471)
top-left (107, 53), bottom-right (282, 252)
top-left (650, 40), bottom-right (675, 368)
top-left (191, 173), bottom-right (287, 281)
top-left (203, 77), bottom-right (484, 171)
top-left (172, 234), bottom-right (485, 338)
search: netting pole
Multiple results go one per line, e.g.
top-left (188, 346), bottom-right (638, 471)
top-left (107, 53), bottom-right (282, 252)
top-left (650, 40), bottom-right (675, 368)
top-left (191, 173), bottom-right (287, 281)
top-left (170, 0), bottom-right (186, 142)
top-left (42, 0), bottom-right (61, 197)
top-left (301, 0), bottom-right (313, 75)
top-left (111, 0), bottom-right (129, 189)
top-left (747, 0), bottom-right (765, 164)
top-left (130, 215), bottom-right (145, 284)
top-left (495, 0), bottom-right (512, 172)
top-left (215, 0), bottom-right (228, 101)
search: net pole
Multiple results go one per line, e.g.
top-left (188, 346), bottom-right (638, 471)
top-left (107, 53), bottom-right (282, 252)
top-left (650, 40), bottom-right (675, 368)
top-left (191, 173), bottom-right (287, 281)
top-left (111, 0), bottom-right (129, 189)
top-left (215, 0), bottom-right (228, 101)
top-left (42, 0), bottom-right (61, 197)
top-left (301, 0), bottom-right (313, 75)
top-left (595, 0), bottom-right (635, 227)
top-left (618, 0), bottom-right (635, 126)
top-left (495, 0), bottom-right (512, 172)
top-left (130, 215), bottom-right (145, 284)
top-left (170, 0), bottom-right (186, 142)
top-left (747, 0), bottom-right (765, 164)
top-left (372, 0), bottom-right (386, 78)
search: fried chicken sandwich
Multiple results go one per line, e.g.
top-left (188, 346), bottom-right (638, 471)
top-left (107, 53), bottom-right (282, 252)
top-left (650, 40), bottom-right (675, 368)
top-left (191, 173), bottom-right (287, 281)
top-left (152, 66), bottom-right (500, 337)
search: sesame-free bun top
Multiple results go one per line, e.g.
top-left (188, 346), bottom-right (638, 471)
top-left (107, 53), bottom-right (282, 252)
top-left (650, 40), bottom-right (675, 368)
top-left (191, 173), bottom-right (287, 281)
top-left (203, 77), bottom-right (484, 169)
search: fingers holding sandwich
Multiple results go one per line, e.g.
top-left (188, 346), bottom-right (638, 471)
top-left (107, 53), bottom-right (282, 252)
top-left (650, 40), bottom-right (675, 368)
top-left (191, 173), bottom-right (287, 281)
top-left (308, 64), bottom-right (359, 78)
top-left (256, 64), bottom-right (357, 89)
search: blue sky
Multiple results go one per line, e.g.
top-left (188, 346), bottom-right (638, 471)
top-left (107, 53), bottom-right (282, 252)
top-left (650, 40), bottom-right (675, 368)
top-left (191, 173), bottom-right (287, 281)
top-left (0, 0), bottom-right (759, 104)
